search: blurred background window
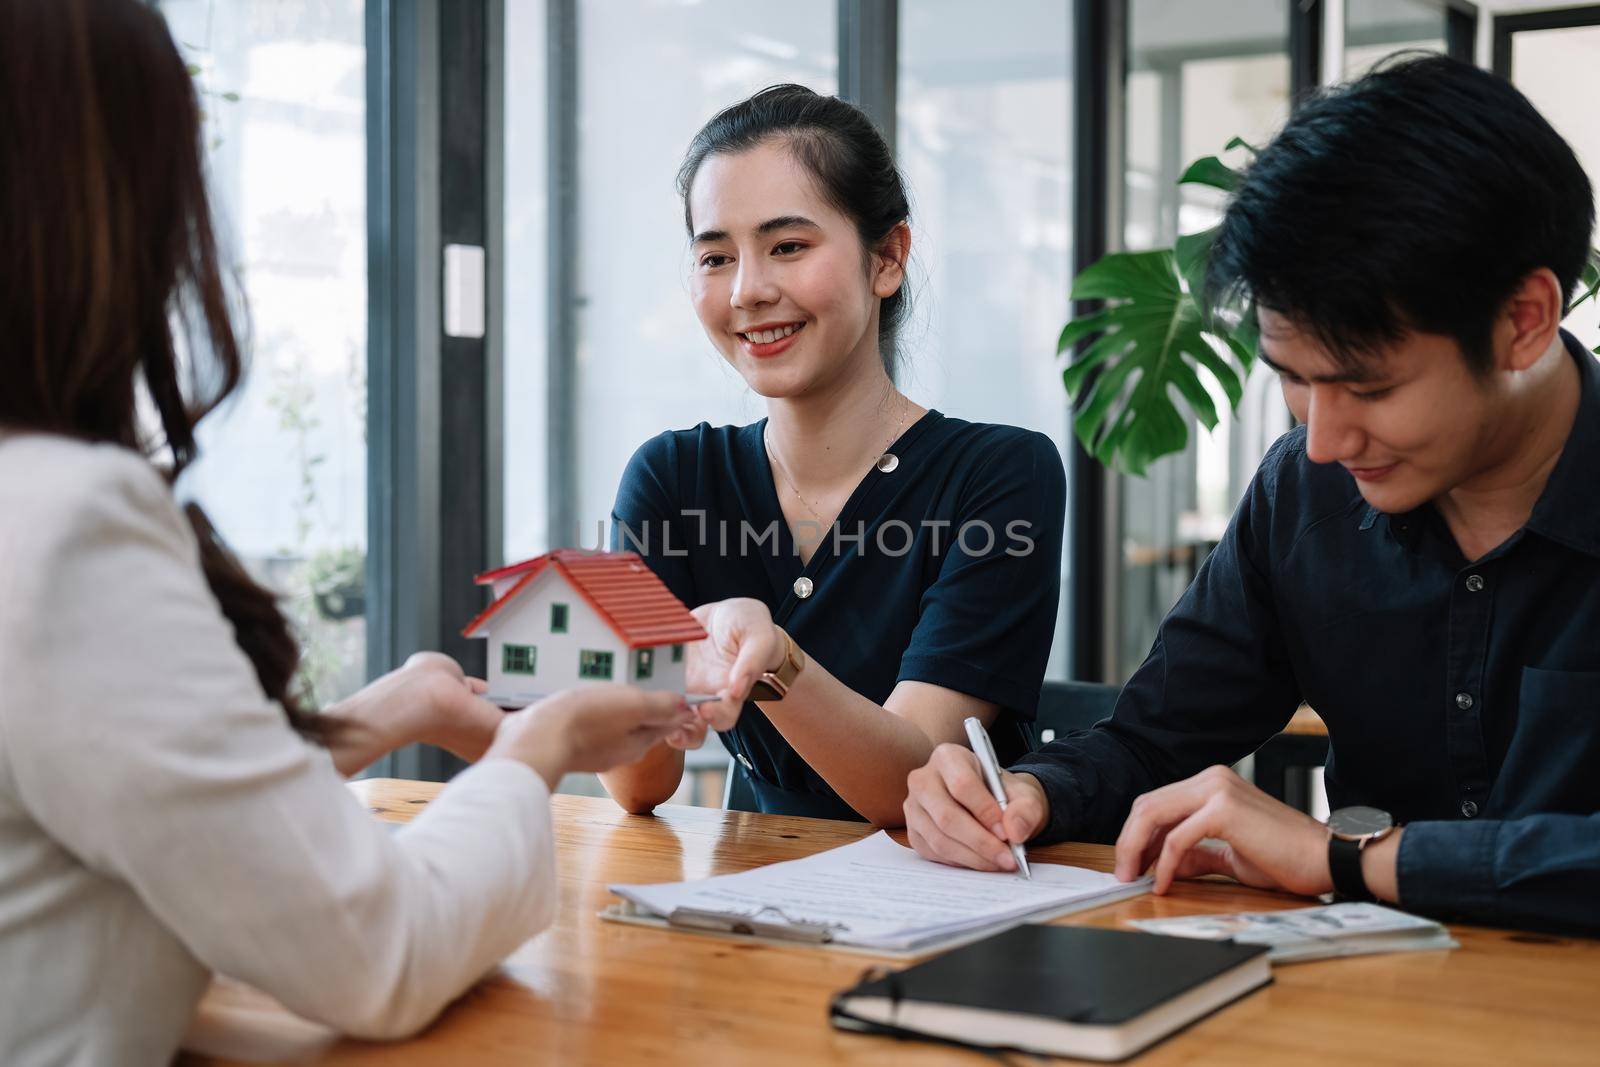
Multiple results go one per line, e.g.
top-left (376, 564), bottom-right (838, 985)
top-left (163, 0), bottom-right (369, 707)
top-left (897, 0), bottom-right (1074, 677)
top-left (1497, 8), bottom-right (1600, 352)
top-left (1343, 0), bottom-right (1449, 77)
top-left (1115, 0), bottom-right (1292, 682)
top-left (503, 0), bottom-right (837, 563)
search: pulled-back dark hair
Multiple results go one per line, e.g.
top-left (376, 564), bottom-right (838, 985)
top-left (0, 0), bottom-right (331, 740)
top-left (678, 84), bottom-right (912, 374)
top-left (1209, 54), bottom-right (1595, 373)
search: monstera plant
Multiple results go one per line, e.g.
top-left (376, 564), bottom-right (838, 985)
top-left (1059, 139), bottom-right (1600, 476)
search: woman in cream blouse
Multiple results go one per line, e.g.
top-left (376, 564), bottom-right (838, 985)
top-left (0, 3), bottom-right (693, 1064)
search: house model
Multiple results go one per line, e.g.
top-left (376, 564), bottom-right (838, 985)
top-left (462, 549), bottom-right (707, 706)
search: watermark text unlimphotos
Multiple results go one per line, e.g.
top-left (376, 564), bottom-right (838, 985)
top-left (570, 512), bottom-right (1036, 559)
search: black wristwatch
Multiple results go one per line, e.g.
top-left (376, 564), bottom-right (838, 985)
top-left (1326, 805), bottom-right (1394, 902)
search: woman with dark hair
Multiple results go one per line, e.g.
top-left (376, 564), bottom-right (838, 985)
top-left (0, 3), bottom-right (692, 1063)
top-left (603, 85), bottom-right (1066, 828)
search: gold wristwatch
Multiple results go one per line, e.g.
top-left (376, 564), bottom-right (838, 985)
top-left (749, 626), bottom-right (805, 701)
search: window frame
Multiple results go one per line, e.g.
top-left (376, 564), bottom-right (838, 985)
top-left (1492, 4), bottom-right (1600, 76)
top-left (363, 0), bottom-right (493, 779)
top-left (502, 642), bottom-right (537, 675)
top-left (579, 649), bottom-right (614, 680)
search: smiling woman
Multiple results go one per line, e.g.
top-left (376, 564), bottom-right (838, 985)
top-left (600, 86), bottom-right (1068, 828)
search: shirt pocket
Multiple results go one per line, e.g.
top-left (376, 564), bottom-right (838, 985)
top-left (1493, 667), bottom-right (1600, 816)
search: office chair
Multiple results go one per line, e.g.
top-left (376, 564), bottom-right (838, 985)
top-left (1028, 679), bottom-right (1121, 748)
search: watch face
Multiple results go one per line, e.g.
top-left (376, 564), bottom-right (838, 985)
top-left (1328, 805), bottom-right (1393, 837)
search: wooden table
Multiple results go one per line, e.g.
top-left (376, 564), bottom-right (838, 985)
top-left (183, 781), bottom-right (1600, 1066)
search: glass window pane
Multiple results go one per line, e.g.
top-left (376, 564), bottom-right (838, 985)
top-left (898, 0), bottom-right (1073, 678)
top-left (503, 0), bottom-right (549, 559)
top-left (163, 1), bottom-right (368, 706)
top-left (1118, 0), bottom-right (1291, 681)
top-left (1344, 0), bottom-right (1448, 79)
top-left (501, 1), bottom-right (836, 562)
top-left (1510, 26), bottom-right (1600, 351)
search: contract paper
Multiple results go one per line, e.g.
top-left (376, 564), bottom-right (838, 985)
top-left (610, 831), bottom-right (1150, 952)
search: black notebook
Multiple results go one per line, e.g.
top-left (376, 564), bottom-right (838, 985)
top-left (830, 924), bottom-right (1271, 1061)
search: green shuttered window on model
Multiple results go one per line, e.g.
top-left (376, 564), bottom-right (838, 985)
top-left (579, 650), bottom-right (613, 679)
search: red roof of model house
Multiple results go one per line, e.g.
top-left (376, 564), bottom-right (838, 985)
top-left (461, 549), bottom-right (707, 649)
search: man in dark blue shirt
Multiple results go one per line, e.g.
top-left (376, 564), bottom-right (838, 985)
top-left (902, 56), bottom-right (1600, 934)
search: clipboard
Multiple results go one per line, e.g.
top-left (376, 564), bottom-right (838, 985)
top-left (599, 878), bottom-right (1153, 961)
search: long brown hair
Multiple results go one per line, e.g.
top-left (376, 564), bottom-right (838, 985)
top-left (0, 0), bottom-right (327, 738)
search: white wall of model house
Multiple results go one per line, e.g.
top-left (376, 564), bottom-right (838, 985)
top-left (479, 570), bottom-right (688, 701)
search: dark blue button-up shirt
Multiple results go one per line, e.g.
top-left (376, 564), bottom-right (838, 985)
top-left (1015, 331), bottom-right (1600, 935)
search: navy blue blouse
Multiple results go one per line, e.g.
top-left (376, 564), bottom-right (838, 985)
top-left (612, 411), bottom-right (1066, 820)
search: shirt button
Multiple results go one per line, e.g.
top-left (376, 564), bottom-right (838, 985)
top-left (1461, 800), bottom-right (1479, 819)
top-left (1465, 574), bottom-right (1485, 592)
top-left (737, 753), bottom-right (754, 771)
top-left (876, 452), bottom-right (899, 473)
top-left (1455, 692), bottom-right (1474, 710)
top-left (793, 576), bottom-right (813, 599)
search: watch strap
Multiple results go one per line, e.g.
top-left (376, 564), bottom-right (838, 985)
top-left (749, 627), bottom-right (804, 702)
top-left (1328, 834), bottom-right (1374, 902)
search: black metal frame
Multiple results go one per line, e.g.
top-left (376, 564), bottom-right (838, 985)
top-left (1289, 0), bottom-right (1324, 107)
top-left (1492, 3), bottom-right (1600, 77)
top-left (1068, 0), bottom-right (1124, 682)
top-left (545, 0), bottom-right (579, 552)
top-left (365, 0), bottom-right (494, 780)
top-left (438, 0), bottom-right (490, 695)
top-left (839, 0), bottom-right (898, 147)
top-left (1445, 2), bottom-right (1479, 64)
top-left (366, 0), bottom-right (441, 713)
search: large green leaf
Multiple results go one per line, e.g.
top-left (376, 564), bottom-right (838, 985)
top-left (1176, 156), bottom-right (1239, 193)
top-left (1059, 250), bottom-right (1250, 475)
top-left (1572, 248), bottom-right (1600, 312)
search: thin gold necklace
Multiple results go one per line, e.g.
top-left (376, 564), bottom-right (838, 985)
top-left (764, 399), bottom-right (914, 526)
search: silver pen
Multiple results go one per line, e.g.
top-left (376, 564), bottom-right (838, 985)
top-left (963, 716), bottom-right (1032, 879)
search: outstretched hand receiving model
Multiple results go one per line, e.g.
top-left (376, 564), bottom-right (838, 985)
top-left (671, 598), bottom-right (784, 743)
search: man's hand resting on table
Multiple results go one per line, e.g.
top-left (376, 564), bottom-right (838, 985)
top-left (1112, 765), bottom-right (1400, 899)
